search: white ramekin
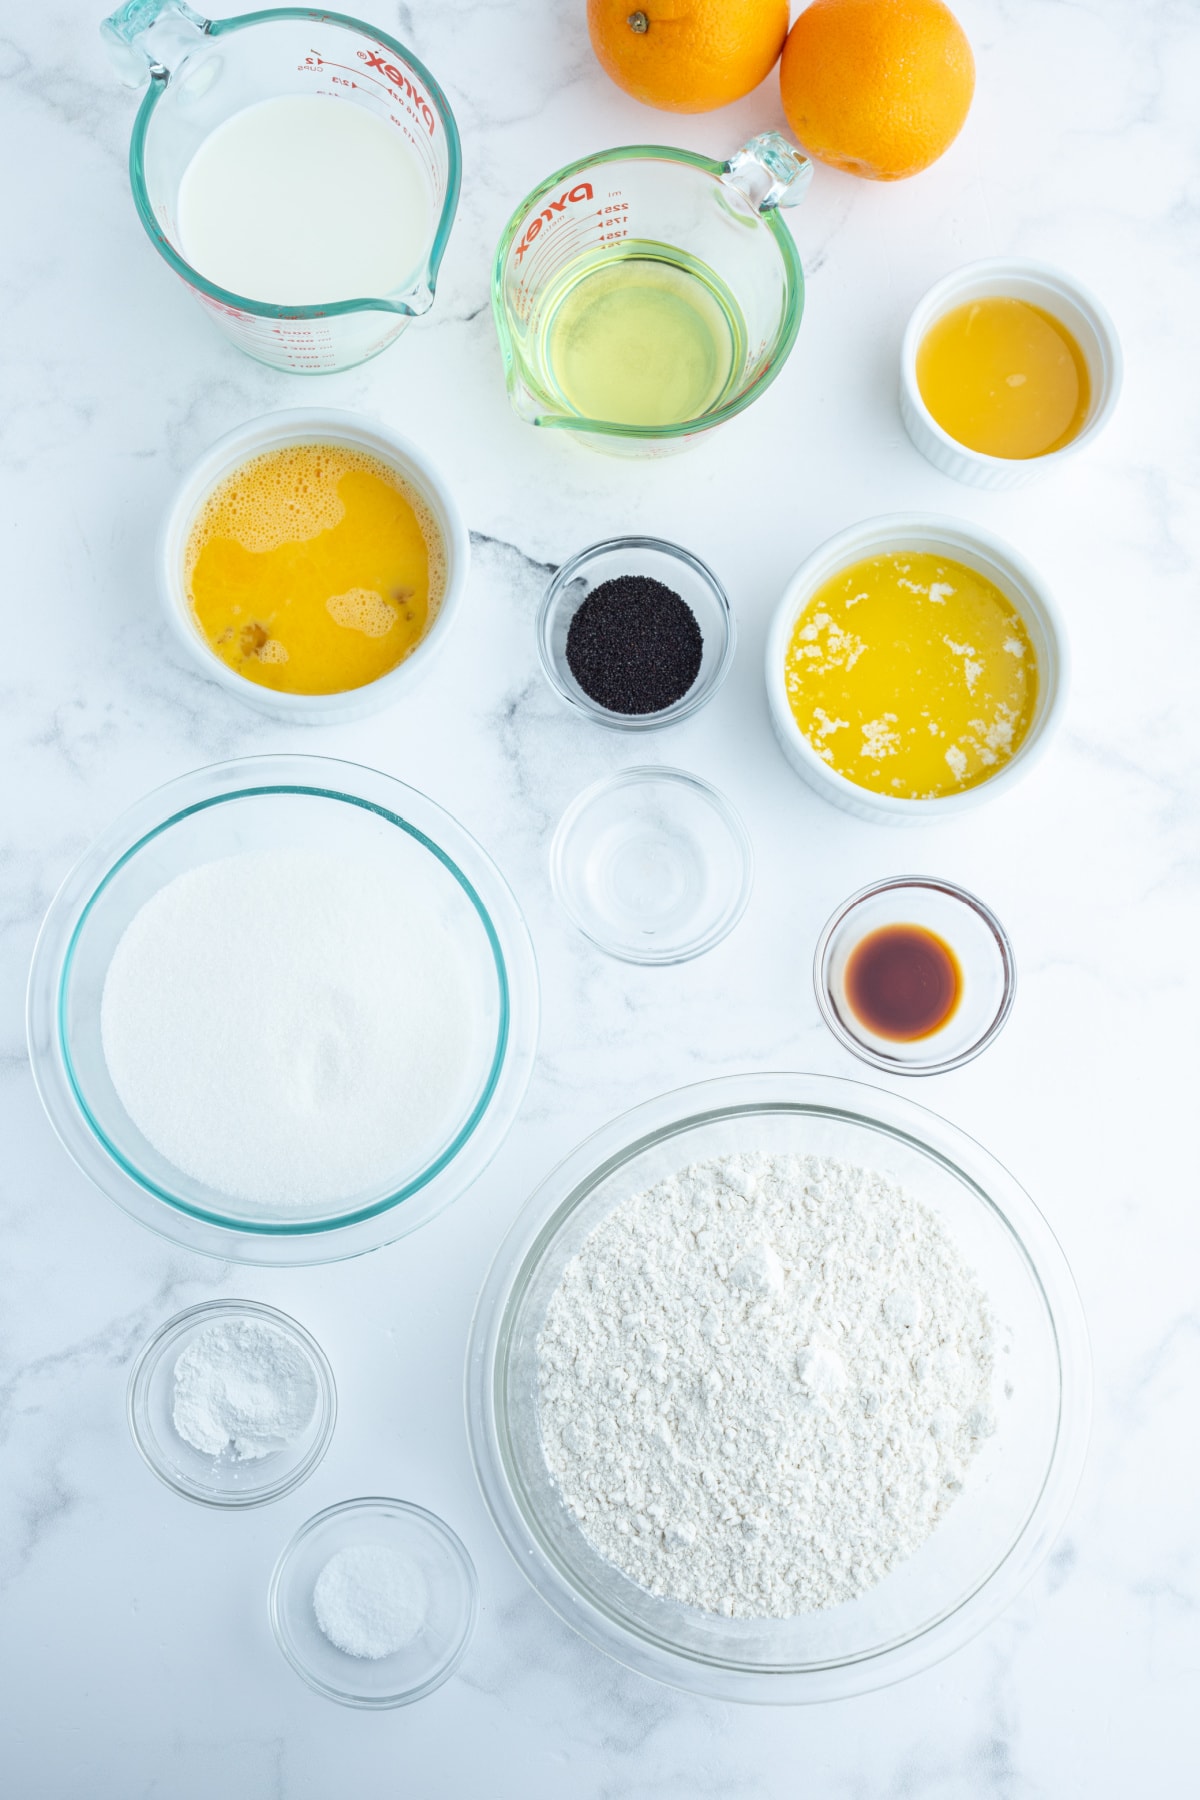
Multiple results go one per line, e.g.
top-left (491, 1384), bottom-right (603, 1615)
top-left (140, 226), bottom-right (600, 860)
top-left (159, 409), bottom-right (470, 721)
top-left (900, 258), bottom-right (1122, 490)
top-left (765, 513), bottom-right (1069, 825)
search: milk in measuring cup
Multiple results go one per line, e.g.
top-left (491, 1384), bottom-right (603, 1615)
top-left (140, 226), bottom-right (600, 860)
top-left (177, 96), bottom-right (431, 306)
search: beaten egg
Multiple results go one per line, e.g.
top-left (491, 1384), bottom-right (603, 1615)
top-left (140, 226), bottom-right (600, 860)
top-left (186, 442), bottom-right (444, 696)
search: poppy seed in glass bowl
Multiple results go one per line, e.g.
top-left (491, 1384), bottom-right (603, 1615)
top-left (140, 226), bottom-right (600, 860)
top-left (565, 575), bottom-right (703, 716)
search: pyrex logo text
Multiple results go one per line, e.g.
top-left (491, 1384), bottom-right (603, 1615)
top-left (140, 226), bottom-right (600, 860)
top-left (358, 49), bottom-right (436, 134)
top-left (514, 184), bottom-right (595, 261)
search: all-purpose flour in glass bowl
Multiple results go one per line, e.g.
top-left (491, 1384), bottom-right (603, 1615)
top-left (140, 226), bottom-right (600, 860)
top-left (467, 1073), bottom-right (1091, 1704)
top-left (536, 1150), bottom-right (999, 1621)
top-left (27, 756), bottom-right (538, 1264)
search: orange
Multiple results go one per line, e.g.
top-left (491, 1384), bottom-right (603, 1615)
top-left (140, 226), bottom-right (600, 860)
top-left (587, 0), bottom-right (790, 114)
top-left (779, 0), bottom-right (975, 181)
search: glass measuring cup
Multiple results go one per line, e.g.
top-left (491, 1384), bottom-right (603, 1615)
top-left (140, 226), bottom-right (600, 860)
top-left (101, 2), bottom-right (461, 373)
top-left (492, 134), bottom-right (811, 454)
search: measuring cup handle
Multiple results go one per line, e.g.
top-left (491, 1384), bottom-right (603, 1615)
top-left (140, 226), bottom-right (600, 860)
top-left (723, 133), bottom-right (814, 212)
top-left (101, 0), bottom-right (209, 86)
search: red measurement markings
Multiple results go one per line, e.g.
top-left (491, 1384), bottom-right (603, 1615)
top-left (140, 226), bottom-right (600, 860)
top-left (514, 209), bottom-right (604, 295)
top-left (510, 208), bottom-right (609, 323)
top-left (513, 183), bottom-right (597, 262)
top-left (297, 49), bottom-right (437, 134)
top-left (599, 197), bottom-right (629, 244)
top-left (508, 186), bottom-right (634, 323)
top-left (298, 54), bottom-right (440, 182)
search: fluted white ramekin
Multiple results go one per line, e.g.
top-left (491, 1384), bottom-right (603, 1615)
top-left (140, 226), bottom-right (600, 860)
top-left (765, 513), bottom-right (1069, 824)
top-left (900, 259), bottom-right (1122, 490)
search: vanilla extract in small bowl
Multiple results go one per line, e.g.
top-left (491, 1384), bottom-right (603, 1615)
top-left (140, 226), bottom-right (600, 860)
top-left (844, 924), bottom-right (962, 1042)
top-left (814, 877), bottom-right (1016, 1076)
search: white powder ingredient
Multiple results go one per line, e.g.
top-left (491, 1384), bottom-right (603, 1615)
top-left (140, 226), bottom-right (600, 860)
top-left (172, 1318), bottom-right (318, 1460)
top-left (100, 848), bottom-right (474, 1208)
top-left (537, 1152), bottom-right (997, 1618)
top-left (313, 1546), bottom-right (427, 1659)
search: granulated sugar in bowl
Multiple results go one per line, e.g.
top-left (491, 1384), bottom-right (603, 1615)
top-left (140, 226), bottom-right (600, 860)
top-left (100, 846), bottom-right (474, 1210)
top-left (27, 755), bottom-right (538, 1264)
top-left (466, 1073), bottom-right (1090, 1703)
top-left (313, 1546), bottom-right (428, 1659)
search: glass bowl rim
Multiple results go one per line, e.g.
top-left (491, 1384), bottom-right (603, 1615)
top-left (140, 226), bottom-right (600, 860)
top-left (548, 765), bottom-right (754, 964)
top-left (535, 536), bottom-right (736, 732)
top-left (267, 1495), bottom-right (479, 1708)
top-left (464, 1071), bottom-right (1091, 1703)
top-left (127, 1298), bottom-right (337, 1509)
top-left (813, 876), bottom-right (1017, 1074)
top-left (26, 754), bottom-right (539, 1261)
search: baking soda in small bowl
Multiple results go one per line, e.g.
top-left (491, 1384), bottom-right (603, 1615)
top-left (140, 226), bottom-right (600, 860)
top-left (172, 1317), bottom-right (319, 1461)
top-left (127, 1301), bottom-right (336, 1508)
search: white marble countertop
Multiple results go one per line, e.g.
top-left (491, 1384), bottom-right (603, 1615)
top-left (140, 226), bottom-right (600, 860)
top-left (3, 1), bottom-right (1197, 1793)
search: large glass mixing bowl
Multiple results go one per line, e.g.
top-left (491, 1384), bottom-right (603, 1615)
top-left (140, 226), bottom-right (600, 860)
top-left (466, 1073), bottom-right (1090, 1702)
top-left (27, 756), bottom-right (538, 1264)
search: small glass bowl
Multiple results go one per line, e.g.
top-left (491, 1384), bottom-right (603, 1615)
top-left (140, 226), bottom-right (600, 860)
top-left (269, 1498), bottom-right (478, 1708)
top-left (814, 877), bottom-right (1016, 1074)
top-left (550, 767), bottom-right (753, 964)
top-left (127, 1300), bottom-right (336, 1508)
top-left (536, 537), bottom-right (735, 730)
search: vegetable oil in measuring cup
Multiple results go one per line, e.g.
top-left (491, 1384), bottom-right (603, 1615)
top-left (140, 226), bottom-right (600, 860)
top-left (177, 96), bottom-right (431, 305)
top-left (534, 244), bottom-right (747, 430)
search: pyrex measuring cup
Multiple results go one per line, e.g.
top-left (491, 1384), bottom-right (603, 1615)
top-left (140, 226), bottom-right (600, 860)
top-left (492, 134), bottom-right (811, 454)
top-left (101, 2), bottom-right (461, 373)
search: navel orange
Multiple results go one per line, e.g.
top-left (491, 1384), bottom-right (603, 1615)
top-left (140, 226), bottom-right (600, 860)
top-left (779, 0), bottom-right (975, 181)
top-left (587, 0), bottom-right (790, 114)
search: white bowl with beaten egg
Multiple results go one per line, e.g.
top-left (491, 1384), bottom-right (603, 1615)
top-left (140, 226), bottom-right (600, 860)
top-left (159, 409), bottom-right (470, 722)
top-left (765, 515), bottom-right (1069, 824)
